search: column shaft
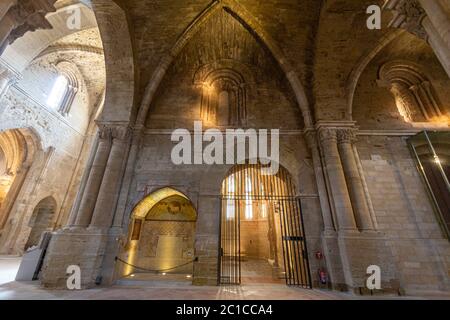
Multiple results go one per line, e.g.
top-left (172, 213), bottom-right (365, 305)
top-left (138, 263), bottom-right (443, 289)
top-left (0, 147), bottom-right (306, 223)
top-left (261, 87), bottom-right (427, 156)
top-left (89, 127), bottom-right (129, 228)
top-left (112, 131), bottom-right (141, 228)
top-left (422, 17), bottom-right (450, 77)
top-left (419, 0), bottom-right (450, 49)
top-left (73, 133), bottom-right (111, 227)
top-left (305, 131), bottom-right (335, 232)
top-left (337, 130), bottom-right (374, 231)
top-left (319, 129), bottom-right (357, 231)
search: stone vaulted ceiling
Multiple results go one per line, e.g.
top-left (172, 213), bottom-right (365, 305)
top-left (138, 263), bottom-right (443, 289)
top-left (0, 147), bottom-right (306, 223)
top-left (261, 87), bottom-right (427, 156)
top-left (2, 0), bottom-right (441, 125)
top-left (115, 0), bottom-right (322, 123)
top-left (110, 0), bottom-right (426, 123)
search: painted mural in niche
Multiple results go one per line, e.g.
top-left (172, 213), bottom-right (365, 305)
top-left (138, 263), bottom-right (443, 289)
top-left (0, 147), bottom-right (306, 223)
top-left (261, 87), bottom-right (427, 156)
top-left (140, 221), bottom-right (195, 259)
top-left (131, 194), bottom-right (197, 271)
top-left (145, 195), bottom-right (197, 222)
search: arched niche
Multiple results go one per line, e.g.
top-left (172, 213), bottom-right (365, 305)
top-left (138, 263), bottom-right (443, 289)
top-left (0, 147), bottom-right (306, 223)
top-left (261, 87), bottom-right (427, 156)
top-left (192, 59), bottom-right (256, 128)
top-left (352, 31), bottom-right (450, 130)
top-left (25, 196), bottom-right (57, 250)
top-left (117, 187), bottom-right (197, 279)
top-left (378, 60), bottom-right (448, 123)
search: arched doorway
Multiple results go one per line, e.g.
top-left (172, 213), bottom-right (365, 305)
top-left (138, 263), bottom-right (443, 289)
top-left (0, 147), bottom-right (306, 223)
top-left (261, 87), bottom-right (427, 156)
top-left (0, 128), bottom-right (39, 230)
top-left (25, 196), bottom-right (56, 251)
top-left (118, 188), bottom-right (197, 282)
top-left (220, 164), bottom-right (311, 287)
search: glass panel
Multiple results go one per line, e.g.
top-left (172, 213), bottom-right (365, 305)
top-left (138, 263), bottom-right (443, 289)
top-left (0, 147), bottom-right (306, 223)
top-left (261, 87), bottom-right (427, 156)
top-left (409, 131), bottom-right (450, 238)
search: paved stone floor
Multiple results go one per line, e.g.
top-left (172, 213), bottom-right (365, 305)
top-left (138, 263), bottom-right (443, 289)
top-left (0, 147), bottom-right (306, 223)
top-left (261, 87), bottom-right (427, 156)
top-left (1, 256), bottom-right (449, 300)
top-left (0, 281), bottom-right (354, 300)
top-left (0, 256), bottom-right (21, 286)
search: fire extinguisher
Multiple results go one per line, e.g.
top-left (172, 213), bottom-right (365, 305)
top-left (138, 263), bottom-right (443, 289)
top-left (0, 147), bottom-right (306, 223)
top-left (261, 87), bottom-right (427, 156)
top-left (318, 268), bottom-right (328, 285)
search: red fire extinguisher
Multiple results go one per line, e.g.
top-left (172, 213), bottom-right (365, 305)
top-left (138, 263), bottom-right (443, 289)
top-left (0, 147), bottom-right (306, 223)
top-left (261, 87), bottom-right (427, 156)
top-left (318, 268), bottom-right (328, 285)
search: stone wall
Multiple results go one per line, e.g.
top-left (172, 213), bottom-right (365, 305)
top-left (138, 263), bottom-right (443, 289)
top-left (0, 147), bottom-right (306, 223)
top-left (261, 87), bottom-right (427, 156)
top-left (353, 32), bottom-right (450, 130)
top-left (357, 135), bottom-right (450, 292)
top-left (110, 132), bottom-right (323, 286)
top-left (0, 27), bottom-right (104, 254)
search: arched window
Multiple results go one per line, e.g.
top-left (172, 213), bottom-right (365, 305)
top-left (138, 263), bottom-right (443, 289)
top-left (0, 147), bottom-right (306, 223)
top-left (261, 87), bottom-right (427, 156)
top-left (378, 61), bottom-right (447, 123)
top-left (244, 175), bottom-right (253, 220)
top-left (47, 62), bottom-right (80, 116)
top-left (47, 75), bottom-right (68, 110)
top-left (226, 174), bottom-right (236, 220)
top-left (217, 90), bottom-right (230, 126)
top-left (195, 66), bottom-right (247, 127)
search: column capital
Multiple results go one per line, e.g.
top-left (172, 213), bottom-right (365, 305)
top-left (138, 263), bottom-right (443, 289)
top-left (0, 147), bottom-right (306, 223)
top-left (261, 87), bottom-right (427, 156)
top-left (317, 128), bottom-right (337, 144)
top-left (97, 123), bottom-right (131, 142)
top-left (337, 128), bottom-right (357, 145)
top-left (111, 125), bottom-right (131, 141)
top-left (97, 124), bottom-right (112, 140)
top-left (384, 0), bottom-right (428, 41)
top-left (315, 121), bottom-right (358, 145)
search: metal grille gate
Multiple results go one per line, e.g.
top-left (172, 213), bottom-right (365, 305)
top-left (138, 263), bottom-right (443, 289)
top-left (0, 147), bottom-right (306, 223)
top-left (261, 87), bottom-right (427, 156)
top-left (219, 164), bottom-right (311, 287)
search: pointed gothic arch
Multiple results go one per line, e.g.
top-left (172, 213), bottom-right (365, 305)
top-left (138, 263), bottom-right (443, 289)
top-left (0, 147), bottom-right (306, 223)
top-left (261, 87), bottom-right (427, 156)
top-left (136, 0), bottom-right (313, 128)
top-left (88, 0), bottom-right (135, 124)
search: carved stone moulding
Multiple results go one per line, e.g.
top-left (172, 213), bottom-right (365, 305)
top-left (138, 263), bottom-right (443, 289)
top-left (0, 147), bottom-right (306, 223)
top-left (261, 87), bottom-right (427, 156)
top-left (384, 0), bottom-right (428, 41)
top-left (4, 0), bottom-right (57, 46)
top-left (97, 123), bottom-right (131, 142)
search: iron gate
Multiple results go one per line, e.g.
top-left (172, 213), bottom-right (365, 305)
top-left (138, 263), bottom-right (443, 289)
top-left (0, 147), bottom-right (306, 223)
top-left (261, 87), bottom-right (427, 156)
top-left (219, 164), bottom-right (311, 287)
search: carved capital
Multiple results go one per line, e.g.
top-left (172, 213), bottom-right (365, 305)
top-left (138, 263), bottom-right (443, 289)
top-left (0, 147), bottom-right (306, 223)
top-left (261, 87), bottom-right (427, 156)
top-left (385, 0), bottom-right (428, 41)
top-left (98, 125), bottom-right (112, 141)
top-left (111, 126), bottom-right (131, 141)
top-left (318, 128), bottom-right (337, 144)
top-left (97, 124), bottom-right (131, 142)
top-left (337, 129), bottom-right (357, 145)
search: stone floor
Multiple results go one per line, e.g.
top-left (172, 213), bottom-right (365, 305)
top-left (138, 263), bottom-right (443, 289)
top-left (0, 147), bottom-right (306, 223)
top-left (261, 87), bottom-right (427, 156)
top-left (1, 256), bottom-right (449, 300)
top-left (0, 281), bottom-right (355, 300)
top-left (241, 258), bottom-right (284, 285)
top-left (0, 255), bottom-right (21, 286)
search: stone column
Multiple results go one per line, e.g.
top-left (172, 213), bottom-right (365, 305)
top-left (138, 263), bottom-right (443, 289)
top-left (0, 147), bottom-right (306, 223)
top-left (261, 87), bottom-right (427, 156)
top-left (318, 128), bottom-right (357, 232)
top-left (337, 129), bottom-right (374, 231)
top-left (112, 129), bottom-right (142, 228)
top-left (73, 127), bottom-right (112, 227)
top-left (66, 136), bottom-right (99, 227)
top-left (89, 126), bottom-right (130, 229)
top-left (305, 130), bottom-right (335, 233)
top-left (418, 0), bottom-right (450, 49)
top-left (422, 16), bottom-right (450, 76)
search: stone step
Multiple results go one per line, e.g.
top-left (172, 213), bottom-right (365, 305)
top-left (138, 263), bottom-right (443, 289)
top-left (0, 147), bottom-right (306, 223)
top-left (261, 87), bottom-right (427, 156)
top-left (114, 273), bottom-right (193, 287)
top-left (114, 279), bottom-right (193, 287)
